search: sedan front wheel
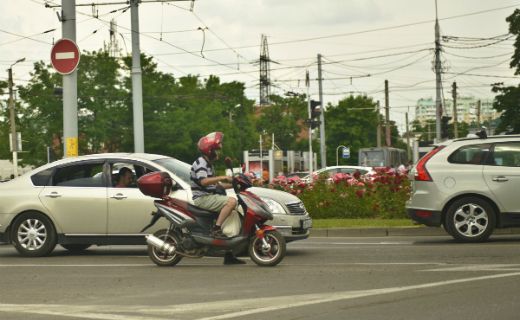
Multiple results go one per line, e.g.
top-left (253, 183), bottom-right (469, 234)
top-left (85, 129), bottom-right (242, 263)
top-left (12, 212), bottom-right (57, 257)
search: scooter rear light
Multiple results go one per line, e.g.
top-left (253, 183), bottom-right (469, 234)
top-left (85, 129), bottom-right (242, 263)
top-left (415, 146), bottom-right (445, 182)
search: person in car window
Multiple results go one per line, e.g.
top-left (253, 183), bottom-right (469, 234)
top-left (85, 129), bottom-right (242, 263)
top-left (190, 132), bottom-right (244, 264)
top-left (116, 167), bottom-right (133, 188)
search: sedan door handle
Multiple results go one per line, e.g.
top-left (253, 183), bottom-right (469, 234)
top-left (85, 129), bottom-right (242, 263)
top-left (111, 193), bottom-right (128, 200)
top-left (44, 192), bottom-right (62, 198)
top-left (492, 176), bottom-right (509, 182)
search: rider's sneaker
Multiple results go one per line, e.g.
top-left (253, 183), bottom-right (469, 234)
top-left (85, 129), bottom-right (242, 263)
top-left (223, 252), bottom-right (246, 265)
top-left (210, 226), bottom-right (229, 239)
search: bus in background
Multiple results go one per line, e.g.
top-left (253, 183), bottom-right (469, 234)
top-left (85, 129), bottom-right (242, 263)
top-left (358, 147), bottom-right (407, 168)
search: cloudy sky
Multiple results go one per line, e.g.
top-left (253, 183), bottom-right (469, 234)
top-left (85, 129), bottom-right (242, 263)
top-left (1, 0), bottom-right (519, 131)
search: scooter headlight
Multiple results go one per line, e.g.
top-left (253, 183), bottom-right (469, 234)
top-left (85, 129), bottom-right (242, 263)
top-left (260, 197), bottom-right (286, 214)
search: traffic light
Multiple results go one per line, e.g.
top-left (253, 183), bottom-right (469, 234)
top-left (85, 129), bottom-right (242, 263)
top-left (309, 100), bottom-right (321, 129)
top-left (441, 116), bottom-right (451, 139)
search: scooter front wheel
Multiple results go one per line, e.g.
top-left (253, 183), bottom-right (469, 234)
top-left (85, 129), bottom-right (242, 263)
top-left (148, 229), bottom-right (183, 267)
top-left (249, 230), bottom-right (286, 267)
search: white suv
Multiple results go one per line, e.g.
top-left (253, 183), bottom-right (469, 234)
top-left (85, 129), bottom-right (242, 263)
top-left (407, 133), bottom-right (520, 242)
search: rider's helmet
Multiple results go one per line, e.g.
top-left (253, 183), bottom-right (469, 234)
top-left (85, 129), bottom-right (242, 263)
top-left (197, 132), bottom-right (223, 160)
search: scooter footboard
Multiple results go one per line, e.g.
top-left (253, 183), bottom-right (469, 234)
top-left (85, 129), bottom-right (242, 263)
top-left (191, 234), bottom-right (248, 248)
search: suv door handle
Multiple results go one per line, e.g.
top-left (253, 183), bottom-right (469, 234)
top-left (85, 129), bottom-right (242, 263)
top-left (492, 176), bottom-right (509, 182)
top-left (110, 193), bottom-right (128, 200)
top-left (44, 192), bottom-right (62, 198)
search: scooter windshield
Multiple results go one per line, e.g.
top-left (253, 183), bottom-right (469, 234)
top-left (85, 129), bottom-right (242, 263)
top-left (240, 193), bottom-right (274, 220)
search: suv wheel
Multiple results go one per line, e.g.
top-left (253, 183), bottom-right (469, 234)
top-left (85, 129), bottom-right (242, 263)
top-left (444, 197), bottom-right (496, 242)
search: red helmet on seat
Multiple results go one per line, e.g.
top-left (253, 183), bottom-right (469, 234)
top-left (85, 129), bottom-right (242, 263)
top-left (197, 132), bottom-right (223, 158)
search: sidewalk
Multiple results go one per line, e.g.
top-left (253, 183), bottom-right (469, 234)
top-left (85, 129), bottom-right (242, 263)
top-left (310, 226), bottom-right (520, 237)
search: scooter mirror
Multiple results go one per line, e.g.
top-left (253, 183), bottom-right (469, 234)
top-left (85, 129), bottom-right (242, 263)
top-left (224, 157), bottom-right (233, 169)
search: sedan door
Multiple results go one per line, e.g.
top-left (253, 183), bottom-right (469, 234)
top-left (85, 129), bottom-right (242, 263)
top-left (39, 161), bottom-right (108, 235)
top-left (106, 161), bottom-right (190, 234)
top-left (483, 142), bottom-right (520, 214)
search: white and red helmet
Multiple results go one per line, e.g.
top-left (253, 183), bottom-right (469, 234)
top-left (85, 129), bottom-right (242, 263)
top-left (197, 132), bottom-right (223, 158)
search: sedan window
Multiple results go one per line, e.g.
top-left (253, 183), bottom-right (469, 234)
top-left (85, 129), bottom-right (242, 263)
top-left (52, 163), bottom-right (105, 187)
top-left (31, 168), bottom-right (54, 186)
top-left (153, 157), bottom-right (191, 184)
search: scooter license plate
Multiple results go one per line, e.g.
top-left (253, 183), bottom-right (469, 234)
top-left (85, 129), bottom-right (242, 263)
top-left (302, 219), bottom-right (312, 229)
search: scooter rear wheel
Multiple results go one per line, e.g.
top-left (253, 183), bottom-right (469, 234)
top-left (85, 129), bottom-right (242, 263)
top-left (249, 230), bottom-right (286, 267)
top-left (148, 229), bottom-right (183, 267)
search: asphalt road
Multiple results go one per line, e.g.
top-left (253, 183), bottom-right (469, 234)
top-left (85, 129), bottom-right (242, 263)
top-left (1, 235), bottom-right (520, 320)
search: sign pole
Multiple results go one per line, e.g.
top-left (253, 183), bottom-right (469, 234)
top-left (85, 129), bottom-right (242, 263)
top-left (336, 145), bottom-right (346, 166)
top-left (62, 0), bottom-right (78, 157)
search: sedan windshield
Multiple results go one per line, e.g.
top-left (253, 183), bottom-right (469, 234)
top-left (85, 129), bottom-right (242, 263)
top-left (153, 157), bottom-right (191, 184)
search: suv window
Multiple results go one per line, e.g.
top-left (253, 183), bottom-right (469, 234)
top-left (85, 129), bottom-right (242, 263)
top-left (490, 142), bottom-right (520, 167)
top-left (52, 163), bottom-right (105, 187)
top-left (448, 144), bottom-right (491, 165)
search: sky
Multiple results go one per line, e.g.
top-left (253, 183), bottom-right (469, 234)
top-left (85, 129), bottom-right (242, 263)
top-left (1, 0), bottom-right (519, 132)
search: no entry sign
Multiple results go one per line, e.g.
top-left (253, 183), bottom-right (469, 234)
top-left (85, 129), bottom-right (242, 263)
top-left (51, 38), bottom-right (80, 75)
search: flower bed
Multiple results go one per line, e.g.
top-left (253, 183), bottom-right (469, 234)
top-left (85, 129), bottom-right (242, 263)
top-left (267, 168), bottom-right (411, 219)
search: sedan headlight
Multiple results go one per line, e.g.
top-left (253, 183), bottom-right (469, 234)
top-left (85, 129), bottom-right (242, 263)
top-left (260, 197), bottom-right (287, 214)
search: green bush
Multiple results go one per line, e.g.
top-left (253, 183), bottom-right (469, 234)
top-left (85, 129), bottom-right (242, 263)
top-left (269, 169), bottom-right (410, 219)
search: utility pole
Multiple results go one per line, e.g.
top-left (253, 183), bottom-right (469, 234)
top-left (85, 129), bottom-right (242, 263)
top-left (452, 81), bottom-right (458, 138)
top-left (385, 80), bottom-right (391, 147)
top-left (434, 0), bottom-right (443, 142)
top-left (405, 111), bottom-right (411, 160)
top-left (130, 0), bottom-right (144, 152)
top-left (306, 70), bottom-right (313, 175)
top-left (476, 100), bottom-right (481, 128)
top-left (376, 100), bottom-right (381, 147)
top-left (8, 59), bottom-right (24, 176)
top-left (317, 54), bottom-right (326, 169)
top-left (62, 0), bottom-right (78, 157)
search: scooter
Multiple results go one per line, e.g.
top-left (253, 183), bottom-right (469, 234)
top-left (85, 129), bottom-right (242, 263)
top-left (137, 158), bottom-right (286, 267)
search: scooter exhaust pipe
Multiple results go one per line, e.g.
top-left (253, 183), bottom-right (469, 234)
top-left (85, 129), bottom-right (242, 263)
top-left (146, 235), bottom-right (176, 255)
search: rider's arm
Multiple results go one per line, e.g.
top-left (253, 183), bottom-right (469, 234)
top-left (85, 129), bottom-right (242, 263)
top-left (200, 175), bottom-right (232, 187)
top-left (218, 182), bottom-right (233, 189)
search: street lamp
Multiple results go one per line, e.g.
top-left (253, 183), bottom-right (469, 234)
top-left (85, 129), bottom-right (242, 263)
top-left (228, 104), bottom-right (241, 123)
top-left (8, 57), bottom-right (25, 177)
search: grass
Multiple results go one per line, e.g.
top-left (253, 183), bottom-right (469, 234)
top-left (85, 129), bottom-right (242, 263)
top-left (312, 218), bottom-right (416, 228)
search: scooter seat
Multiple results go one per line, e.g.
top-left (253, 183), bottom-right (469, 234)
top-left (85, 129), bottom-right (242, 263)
top-left (188, 203), bottom-right (219, 217)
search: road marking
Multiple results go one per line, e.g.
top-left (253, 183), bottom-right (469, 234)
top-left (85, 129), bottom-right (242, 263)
top-left (329, 241), bottom-right (412, 245)
top-left (2, 271), bottom-right (520, 320)
top-left (422, 264), bottom-right (520, 272)
top-left (0, 264), bottom-right (152, 267)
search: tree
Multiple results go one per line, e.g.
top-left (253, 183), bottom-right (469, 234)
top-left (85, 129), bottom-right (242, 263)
top-left (0, 80), bottom-right (10, 160)
top-left (17, 61), bottom-right (63, 166)
top-left (491, 9), bottom-right (520, 134)
top-left (77, 50), bottom-right (129, 154)
top-left (121, 55), bottom-right (257, 165)
top-left (324, 95), bottom-right (380, 165)
top-left (255, 94), bottom-right (308, 151)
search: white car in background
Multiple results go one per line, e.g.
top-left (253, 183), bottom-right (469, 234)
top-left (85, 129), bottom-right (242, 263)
top-left (302, 165), bottom-right (375, 182)
top-left (0, 153), bottom-right (312, 257)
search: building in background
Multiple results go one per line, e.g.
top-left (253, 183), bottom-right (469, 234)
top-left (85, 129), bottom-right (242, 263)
top-left (415, 96), bottom-right (499, 125)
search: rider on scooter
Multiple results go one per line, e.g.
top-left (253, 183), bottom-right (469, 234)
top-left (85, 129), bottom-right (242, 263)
top-left (190, 132), bottom-right (245, 264)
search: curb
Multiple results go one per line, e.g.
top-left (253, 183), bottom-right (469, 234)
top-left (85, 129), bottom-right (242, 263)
top-left (310, 227), bottom-right (520, 237)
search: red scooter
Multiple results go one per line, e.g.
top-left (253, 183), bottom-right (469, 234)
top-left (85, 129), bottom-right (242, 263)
top-left (137, 160), bottom-right (286, 267)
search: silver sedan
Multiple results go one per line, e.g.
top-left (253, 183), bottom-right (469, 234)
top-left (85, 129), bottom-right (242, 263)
top-left (0, 153), bottom-right (312, 256)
